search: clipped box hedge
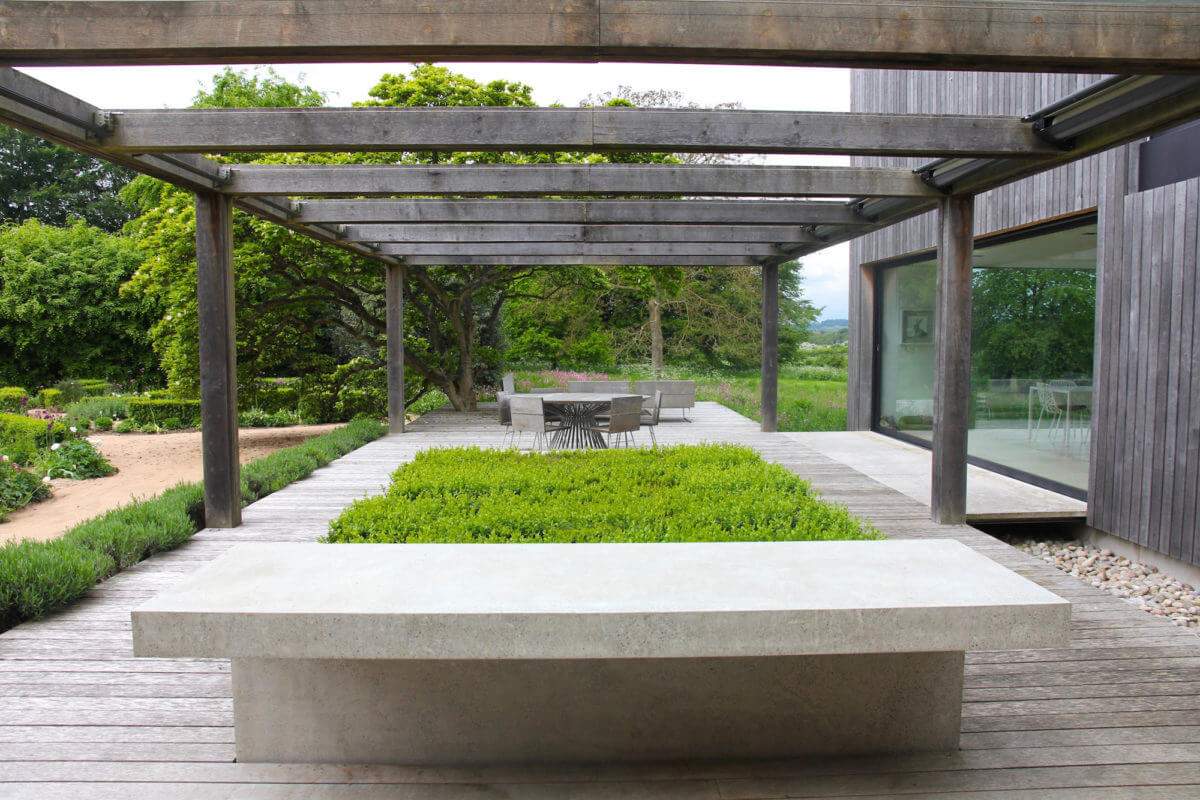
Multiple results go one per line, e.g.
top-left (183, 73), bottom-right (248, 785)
top-left (126, 398), bottom-right (202, 425)
top-left (1, 416), bottom-right (386, 632)
top-left (327, 444), bottom-right (878, 545)
top-left (0, 413), bottom-right (54, 464)
top-left (0, 388), bottom-right (27, 413)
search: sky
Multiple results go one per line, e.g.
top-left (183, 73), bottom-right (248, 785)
top-left (21, 61), bottom-right (854, 320)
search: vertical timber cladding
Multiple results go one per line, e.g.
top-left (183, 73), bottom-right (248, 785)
top-left (1092, 146), bottom-right (1200, 567)
top-left (846, 70), bottom-right (1103, 431)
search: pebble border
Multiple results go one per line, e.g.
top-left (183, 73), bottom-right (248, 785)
top-left (1017, 540), bottom-right (1200, 631)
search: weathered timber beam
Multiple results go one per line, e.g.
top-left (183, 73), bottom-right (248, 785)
top-left (227, 164), bottom-right (938, 198)
top-left (373, 242), bottom-right (783, 257)
top-left (345, 224), bottom-right (817, 244)
top-left (98, 108), bottom-right (1054, 158)
top-left (293, 198), bottom-right (871, 226)
top-left (1, 1), bottom-right (1197, 73)
top-left (396, 254), bottom-right (762, 266)
top-left (0, 66), bottom-right (399, 268)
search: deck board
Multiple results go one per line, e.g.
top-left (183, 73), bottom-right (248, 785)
top-left (1, 402), bottom-right (1197, 799)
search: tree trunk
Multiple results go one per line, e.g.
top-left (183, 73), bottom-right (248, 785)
top-left (649, 295), bottom-right (664, 377)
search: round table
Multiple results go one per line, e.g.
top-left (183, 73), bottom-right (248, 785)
top-left (512, 392), bottom-right (644, 450)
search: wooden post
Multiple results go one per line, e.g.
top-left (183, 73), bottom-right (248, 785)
top-left (195, 191), bottom-right (240, 528)
top-left (931, 195), bottom-right (975, 524)
top-left (385, 264), bottom-right (405, 433)
top-left (761, 262), bottom-right (779, 433)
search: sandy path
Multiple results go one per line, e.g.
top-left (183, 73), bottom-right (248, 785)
top-left (1, 424), bottom-right (344, 545)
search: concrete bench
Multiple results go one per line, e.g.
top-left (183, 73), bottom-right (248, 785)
top-left (132, 540), bottom-right (1069, 766)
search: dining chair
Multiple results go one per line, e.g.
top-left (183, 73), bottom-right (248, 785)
top-left (640, 390), bottom-right (663, 445)
top-left (509, 395), bottom-right (562, 451)
top-left (585, 395), bottom-right (644, 448)
top-left (497, 391), bottom-right (515, 447)
top-left (1034, 383), bottom-right (1065, 441)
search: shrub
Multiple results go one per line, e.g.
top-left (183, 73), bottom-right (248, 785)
top-left (0, 387), bottom-right (27, 413)
top-left (0, 417), bottom-right (386, 632)
top-left (126, 398), bottom-right (201, 426)
top-left (139, 422), bottom-right (160, 434)
top-left (51, 380), bottom-right (91, 405)
top-left (0, 414), bottom-right (54, 464)
top-left (0, 461), bottom-right (50, 522)
top-left (65, 395), bottom-right (130, 420)
top-left (113, 419), bottom-right (139, 434)
top-left (77, 379), bottom-right (113, 396)
top-left (239, 407), bottom-right (303, 428)
top-left (159, 417), bottom-right (185, 431)
top-left (36, 440), bottom-right (116, 481)
top-left (94, 417), bottom-right (113, 432)
top-left (37, 388), bottom-right (62, 408)
top-left (327, 444), bottom-right (878, 545)
top-left (0, 539), bottom-right (113, 631)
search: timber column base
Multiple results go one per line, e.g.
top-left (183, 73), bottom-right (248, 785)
top-left (231, 652), bottom-right (965, 765)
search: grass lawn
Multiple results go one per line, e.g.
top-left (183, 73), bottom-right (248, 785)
top-left (326, 444), bottom-right (877, 544)
top-left (512, 365), bottom-right (848, 432)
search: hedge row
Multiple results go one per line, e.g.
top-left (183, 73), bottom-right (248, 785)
top-left (327, 443), bottom-right (879, 545)
top-left (0, 416), bottom-right (386, 632)
top-left (0, 413), bottom-right (55, 464)
top-left (126, 398), bottom-right (202, 426)
top-left (0, 388), bottom-right (26, 413)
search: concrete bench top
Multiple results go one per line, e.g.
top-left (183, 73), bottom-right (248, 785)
top-left (132, 540), bottom-right (1070, 661)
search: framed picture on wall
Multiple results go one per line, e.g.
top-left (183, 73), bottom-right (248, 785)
top-left (902, 309), bottom-right (933, 344)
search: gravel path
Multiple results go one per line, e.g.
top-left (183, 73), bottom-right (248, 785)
top-left (1018, 539), bottom-right (1200, 631)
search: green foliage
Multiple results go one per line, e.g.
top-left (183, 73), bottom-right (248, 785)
top-left (239, 408), bottom-right (302, 428)
top-left (159, 417), bottom-right (185, 431)
top-left (93, 417), bottom-right (113, 432)
top-left (0, 413), bottom-right (53, 464)
top-left (0, 460), bottom-right (49, 522)
top-left (126, 398), bottom-right (201, 426)
top-left (0, 388), bottom-right (26, 413)
top-left (113, 419), bottom-right (139, 434)
top-left (972, 269), bottom-right (1096, 380)
top-left (36, 440), bottom-right (116, 480)
top-left (327, 445), bottom-right (876, 545)
top-left (193, 67), bottom-right (326, 110)
top-left (0, 539), bottom-right (113, 631)
top-left (50, 379), bottom-right (93, 404)
top-left (0, 126), bottom-right (136, 232)
top-left (37, 388), bottom-right (62, 409)
top-left (65, 395), bottom-right (130, 420)
top-left (296, 357), bottom-right (389, 423)
top-left (0, 220), bottom-right (158, 387)
top-left (0, 417), bottom-right (386, 632)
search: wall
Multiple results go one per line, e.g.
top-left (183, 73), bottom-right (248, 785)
top-left (847, 71), bottom-right (1103, 429)
top-left (1090, 146), bottom-right (1200, 566)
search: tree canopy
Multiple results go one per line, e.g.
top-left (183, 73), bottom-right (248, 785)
top-left (0, 127), bottom-right (136, 232)
top-left (0, 219), bottom-right (156, 387)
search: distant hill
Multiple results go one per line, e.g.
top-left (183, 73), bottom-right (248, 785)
top-left (810, 318), bottom-right (849, 331)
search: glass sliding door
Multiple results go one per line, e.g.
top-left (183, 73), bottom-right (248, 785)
top-left (873, 216), bottom-right (1097, 498)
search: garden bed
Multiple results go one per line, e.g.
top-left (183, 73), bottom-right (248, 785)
top-left (327, 444), bottom-right (877, 544)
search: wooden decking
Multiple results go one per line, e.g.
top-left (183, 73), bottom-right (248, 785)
top-left (2, 402), bottom-right (1198, 799)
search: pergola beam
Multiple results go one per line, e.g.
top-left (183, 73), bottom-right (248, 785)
top-left (375, 243), bottom-right (783, 257)
top-left (397, 254), bottom-right (763, 266)
top-left (1, 1), bottom-right (1197, 73)
top-left (227, 164), bottom-right (938, 198)
top-left (98, 108), bottom-right (1054, 159)
top-left (294, 199), bottom-right (872, 226)
top-left (346, 224), bottom-right (817, 244)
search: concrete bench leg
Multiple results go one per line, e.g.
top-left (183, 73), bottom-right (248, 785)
top-left (232, 652), bottom-right (964, 765)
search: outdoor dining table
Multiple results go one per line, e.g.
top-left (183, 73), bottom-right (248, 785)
top-left (510, 392), bottom-right (644, 450)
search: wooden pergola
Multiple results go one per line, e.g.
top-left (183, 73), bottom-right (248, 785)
top-left (2, 0), bottom-right (1199, 530)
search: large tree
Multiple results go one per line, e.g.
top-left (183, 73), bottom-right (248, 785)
top-left (0, 219), bottom-right (156, 386)
top-left (0, 127), bottom-right (136, 232)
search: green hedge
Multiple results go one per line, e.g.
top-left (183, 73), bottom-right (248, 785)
top-left (126, 398), bottom-right (201, 425)
top-left (0, 414), bottom-right (54, 464)
top-left (37, 388), bottom-right (62, 408)
top-left (0, 417), bottom-right (386, 633)
top-left (327, 444), bottom-right (878, 545)
top-left (0, 388), bottom-right (27, 413)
